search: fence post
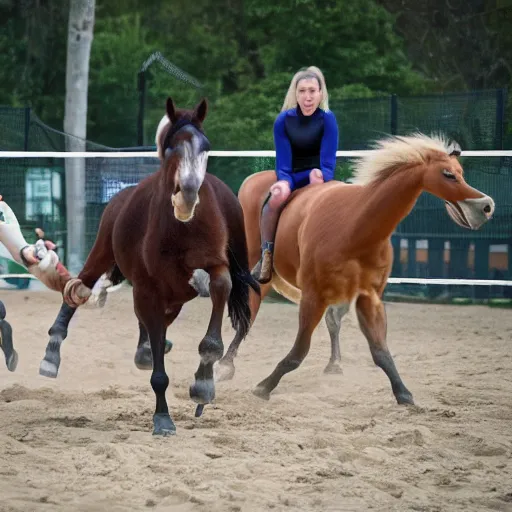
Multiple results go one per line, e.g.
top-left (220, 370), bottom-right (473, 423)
top-left (390, 94), bottom-right (398, 135)
top-left (24, 107), bottom-right (31, 151)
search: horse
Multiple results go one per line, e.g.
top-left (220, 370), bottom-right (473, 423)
top-left (38, 97), bottom-right (260, 435)
top-left (214, 133), bottom-right (495, 405)
top-left (0, 300), bottom-right (17, 372)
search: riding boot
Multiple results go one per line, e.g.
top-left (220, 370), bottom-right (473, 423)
top-left (251, 197), bottom-right (282, 284)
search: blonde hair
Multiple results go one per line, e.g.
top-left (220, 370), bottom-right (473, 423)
top-left (281, 66), bottom-right (329, 112)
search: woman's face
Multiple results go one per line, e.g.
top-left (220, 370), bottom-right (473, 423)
top-left (296, 78), bottom-right (322, 116)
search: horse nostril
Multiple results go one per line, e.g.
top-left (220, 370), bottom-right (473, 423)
top-left (483, 204), bottom-right (492, 214)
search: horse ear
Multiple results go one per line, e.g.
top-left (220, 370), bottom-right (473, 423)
top-left (166, 97), bottom-right (178, 124)
top-left (194, 98), bottom-right (208, 123)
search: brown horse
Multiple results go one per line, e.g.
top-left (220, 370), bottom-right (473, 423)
top-left (38, 97), bottom-right (260, 435)
top-left (215, 133), bottom-right (495, 405)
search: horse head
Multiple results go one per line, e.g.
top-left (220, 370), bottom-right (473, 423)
top-left (353, 134), bottom-right (495, 231)
top-left (420, 140), bottom-right (495, 230)
top-left (156, 97), bottom-right (210, 222)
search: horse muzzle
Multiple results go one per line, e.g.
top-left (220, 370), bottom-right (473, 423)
top-left (445, 195), bottom-right (495, 230)
top-left (171, 183), bottom-right (200, 223)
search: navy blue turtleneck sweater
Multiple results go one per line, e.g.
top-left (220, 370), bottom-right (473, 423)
top-left (273, 106), bottom-right (339, 190)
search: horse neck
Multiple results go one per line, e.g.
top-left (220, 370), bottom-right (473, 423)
top-left (350, 167), bottom-right (423, 245)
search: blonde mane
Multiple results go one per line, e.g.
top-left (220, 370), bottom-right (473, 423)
top-left (351, 133), bottom-right (453, 186)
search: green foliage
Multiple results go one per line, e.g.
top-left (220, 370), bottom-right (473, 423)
top-left (0, 0), bottom-right (68, 126)
top-left (3, 0), bottom-right (509, 154)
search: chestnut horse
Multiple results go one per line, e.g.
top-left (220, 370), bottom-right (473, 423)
top-left (215, 133), bottom-right (495, 405)
top-left (38, 97), bottom-right (260, 435)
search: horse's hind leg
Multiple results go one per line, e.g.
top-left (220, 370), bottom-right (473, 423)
top-left (190, 265), bottom-right (231, 410)
top-left (215, 282), bottom-right (271, 382)
top-left (253, 293), bottom-right (326, 400)
top-left (355, 294), bottom-right (414, 405)
top-left (324, 303), bottom-right (350, 374)
top-left (134, 315), bottom-right (176, 371)
top-left (39, 238), bottom-right (115, 379)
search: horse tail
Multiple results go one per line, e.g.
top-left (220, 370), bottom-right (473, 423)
top-left (0, 300), bottom-right (6, 320)
top-left (227, 241), bottom-right (260, 341)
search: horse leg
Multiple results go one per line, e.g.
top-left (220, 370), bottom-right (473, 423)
top-left (134, 311), bottom-right (178, 371)
top-left (39, 241), bottom-right (115, 378)
top-left (39, 302), bottom-right (77, 378)
top-left (215, 281), bottom-right (271, 382)
top-left (0, 301), bottom-right (18, 372)
top-left (355, 294), bottom-right (414, 405)
top-left (253, 294), bottom-right (326, 400)
top-left (323, 303), bottom-right (350, 374)
top-left (134, 288), bottom-right (175, 436)
top-left (189, 265), bottom-right (231, 408)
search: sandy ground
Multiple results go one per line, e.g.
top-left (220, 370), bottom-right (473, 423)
top-left (0, 287), bottom-right (511, 512)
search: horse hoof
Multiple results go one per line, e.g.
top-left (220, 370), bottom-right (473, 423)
top-left (39, 359), bottom-right (59, 378)
top-left (214, 360), bottom-right (235, 382)
top-left (189, 379), bottom-right (215, 405)
top-left (396, 392), bottom-right (415, 406)
top-left (323, 361), bottom-right (343, 374)
top-left (134, 340), bottom-right (173, 370)
top-left (6, 349), bottom-right (18, 372)
top-left (252, 385), bottom-right (271, 401)
top-left (152, 412), bottom-right (176, 436)
top-left (134, 347), bottom-right (153, 371)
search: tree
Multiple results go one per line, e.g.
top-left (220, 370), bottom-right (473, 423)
top-left (377, 0), bottom-right (512, 90)
top-left (64, 0), bottom-right (95, 274)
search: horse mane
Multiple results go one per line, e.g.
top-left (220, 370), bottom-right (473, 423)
top-left (351, 133), bottom-right (453, 186)
top-left (155, 115), bottom-right (169, 159)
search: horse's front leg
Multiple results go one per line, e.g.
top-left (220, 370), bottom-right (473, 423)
top-left (253, 293), bottom-right (326, 400)
top-left (39, 302), bottom-right (77, 378)
top-left (39, 228), bottom-right (115, 378)
top-left (133, 288), bottom-right (175, 436)
top-left (190, 265), bottom-right (231, 413)
top-left (355, 294), bottom-right (414, 405)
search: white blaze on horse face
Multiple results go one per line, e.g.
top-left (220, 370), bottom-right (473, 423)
top-left (172, 132), bottom-right (209, 222)
top-left (178, 134), bottom-right (209, 193)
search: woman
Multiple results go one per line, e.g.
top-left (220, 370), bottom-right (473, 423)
top-left (251, 66), bottom-right (339, 284)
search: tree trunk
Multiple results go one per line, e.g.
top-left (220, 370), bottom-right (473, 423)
top-left (63, 0), bottom-right (95, 274)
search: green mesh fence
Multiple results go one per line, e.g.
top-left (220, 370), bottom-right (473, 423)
top-left (1, 89), bottom-right (511, 303)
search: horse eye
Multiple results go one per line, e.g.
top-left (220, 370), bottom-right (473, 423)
top-left (442, 169), bottom-right (457, 181)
